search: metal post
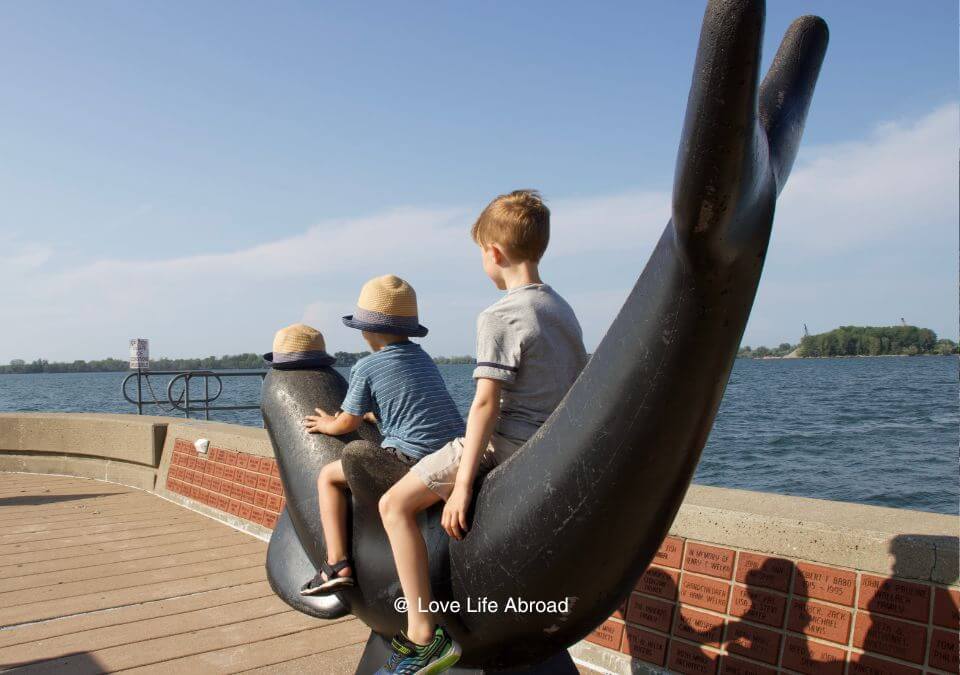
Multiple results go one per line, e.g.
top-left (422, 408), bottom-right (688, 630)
top-left (136, 368), bottom-right (143, 415)
top-left (184, 374), bottom-right (190, 419)
top-left (204, 375), bottom-right (210, 421)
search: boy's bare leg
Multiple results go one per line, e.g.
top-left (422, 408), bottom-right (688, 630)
top-left (317, 460), bottom-right (352, 577)
top-left (379, 470), bottom-right (443, 645)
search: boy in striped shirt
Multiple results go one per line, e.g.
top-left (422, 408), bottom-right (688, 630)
top-left (300, 275), bottom-right (464, 605)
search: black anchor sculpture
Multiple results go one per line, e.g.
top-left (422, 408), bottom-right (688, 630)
top-left (262, 0), bottom-right (828, 671)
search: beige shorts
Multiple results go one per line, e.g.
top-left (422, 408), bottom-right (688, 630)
top-left (411, 433), bottom-right (524, 501)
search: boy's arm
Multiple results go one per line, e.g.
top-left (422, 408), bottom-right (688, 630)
top-left (441, 377), bottom-right (501, 540)
top-left (303, 408), bottom-right (364, 435)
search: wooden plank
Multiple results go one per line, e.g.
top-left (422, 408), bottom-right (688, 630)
top-left (0, 520), bottom-right (224, 557)
top-left (122, 619), bottom-right (368, 675)
top-left (0, 523), bottom-right (241, 567)
top-left (0, 541), bottom-right (265, 595)
top-left (0, 505), bottom-right (186, 535)
top-left (0, 512), bottom-right (209, 545)
top-left (0, 494), bottom-right (151, 520)
top-left (0, 531), bottom-right (253, 584)
top-left (0, 496), bottom-right (158, 524)
top-left (0, 563), bottom-right (265, 628)
top-left (0, 594), bottom-right (293, 668)
top-left (238, 641), bottom-right (366, 675)
top-left (0, 552), bottom-right (266, 612)
top-left (0, 581), bottom-right (274, 650)
top-left (10, 611), bottom-right (323, 673)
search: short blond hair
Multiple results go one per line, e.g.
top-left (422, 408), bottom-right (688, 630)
top-left (471, 190), bottom-right (550, 262)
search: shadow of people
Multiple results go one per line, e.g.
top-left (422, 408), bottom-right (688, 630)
top-left (850, 534), bottom-right (959, 674)
top-left (638, 558), bottom-right (843, 674)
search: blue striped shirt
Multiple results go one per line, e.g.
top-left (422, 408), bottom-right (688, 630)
top-left (340, 341), bottom-right (465, 460)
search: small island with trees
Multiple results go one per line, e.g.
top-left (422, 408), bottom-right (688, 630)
top-left (738, 325), bottom-right (958, 359)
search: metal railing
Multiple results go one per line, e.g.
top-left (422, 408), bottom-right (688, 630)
top-left (121, 369), bottom-right (268, 421)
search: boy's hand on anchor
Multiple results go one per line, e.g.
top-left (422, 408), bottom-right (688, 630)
top-left (303, 407), bottom-right (333, 434)
top-left (442, 484), bottom-right (472, 540)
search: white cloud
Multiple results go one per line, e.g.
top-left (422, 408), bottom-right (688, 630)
top-left (1, 103), bottom-right (956, 362)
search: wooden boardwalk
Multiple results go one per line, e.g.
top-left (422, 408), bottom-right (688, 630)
top-left (0, 473), bottom-right (368, 674)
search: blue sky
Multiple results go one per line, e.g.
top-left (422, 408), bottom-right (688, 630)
top-left (0, 1), bottom-right (957, 361)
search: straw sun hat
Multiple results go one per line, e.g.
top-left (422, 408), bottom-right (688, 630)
top-left (342, 275), bottom-right (428, 338)
top-left (263, 323), bottom-right (336, 369)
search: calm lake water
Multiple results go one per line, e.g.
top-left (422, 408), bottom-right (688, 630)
top-left (1, 357), bottom-right (956, 515)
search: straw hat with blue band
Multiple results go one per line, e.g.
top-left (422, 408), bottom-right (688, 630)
top-left (342, 275), bottom-right (428, 338)
top-left (263, 323), bottom-right (337, 369)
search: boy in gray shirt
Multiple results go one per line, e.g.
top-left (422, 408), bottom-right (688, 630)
top-left (375, 190), bottom-right (586, 673)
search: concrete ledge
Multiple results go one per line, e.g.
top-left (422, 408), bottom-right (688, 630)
top-left (0, 452), bottom-right (157, 491)
top-left (676, 485), bottom-right (959, 585)
top-left (0, 412), bottom-right (168, 467)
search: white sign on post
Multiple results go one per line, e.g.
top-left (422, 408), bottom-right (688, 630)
top-left (129, 339), bottom-right (150, 370)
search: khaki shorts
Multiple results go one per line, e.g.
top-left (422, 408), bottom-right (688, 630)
top-left (411, 433), bottom-right (524, 501)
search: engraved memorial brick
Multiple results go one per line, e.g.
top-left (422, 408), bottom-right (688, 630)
top-left (680, 574), bottom-right (731, 613)
top-left (627, 593), bottom-right (674, 632)
top-left (237, 454), bottom-right (250, 470)
top-left (655, 536), bottom-right (684, 569)
top-left (269, 477), bottom-right (284, 495)
top-left (735, 553), bottom-right (792, 593)
top-left (254, 491), bottom-right (268, 509)
top-left (586, 620), bottom-right (623, 650)
top-left (228, 500), bottom-right (241, 516)
top-left (263, 511), bottom-right (278, 529)
top-left (788, 598), bottom-right (852, 644)
top-left (638, 565), bottom-right (681, 600)
top-left (223, 450), bottom-right (238, 466)
top-left (858, 575), bottom-right (930, 622)
top-left (781, 635), bottom-right (845, 675)
top-left (674, 606), bottom-right (724, 647)
top-left (242, 470), bottom-right (259, 488)
top-left (266, 493), bottom-right (283, 513)
top-left (256, 474), bottom-right (271, 492)
top-left (258, 457), bottom-right (274, 474)
top-left (725, 622), bottom-right (781, 665)
top-left (932, 586), bottom-right (959, 629)
top-left (719, 656), bottom-right (777, 675)
top-left (730, 584), bottom-right (786, 628)
top-left (794, 562), bottom-right (856, 606)
top-left (847, 654), bottom-right (922, 675)
top-left (683, 542), bottom-right (734, 579)
top-left (239, 503), bottom-right (253, 520)
top-left (621, 625), bottom-right (668, 665)
top-left (668, 640), bottom-right (718, 675)
top-left (928, 627), bottom-right (959, 672)
top-left (852, 612), bottom-right (926, 664)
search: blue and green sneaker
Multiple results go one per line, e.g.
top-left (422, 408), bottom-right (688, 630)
top-left (375, 626), bottom-right (462, 675)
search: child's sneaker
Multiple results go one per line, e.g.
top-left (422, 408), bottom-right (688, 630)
top-left (375, 625), bottom-right (461, 675)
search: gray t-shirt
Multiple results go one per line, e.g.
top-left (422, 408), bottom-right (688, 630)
top-left (473, 283), bottom-right (588, 441)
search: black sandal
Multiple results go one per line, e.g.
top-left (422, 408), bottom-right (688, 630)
top-left (299, 558), bottom-right (355, 596)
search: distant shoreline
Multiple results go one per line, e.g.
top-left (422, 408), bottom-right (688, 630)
top-left (742, 353), bottom-right (955, 360)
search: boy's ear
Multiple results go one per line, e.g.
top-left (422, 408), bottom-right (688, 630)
top-left (489, 243), bottom-right (506, 266)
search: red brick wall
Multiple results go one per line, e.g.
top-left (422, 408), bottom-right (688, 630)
top-left (586, 536), bottom-right (960, 675)
top-left (165, 437), bottom-right (285, 529)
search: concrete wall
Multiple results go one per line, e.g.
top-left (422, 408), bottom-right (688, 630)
top-left (0, 413), bottom-right (957, 674)
top-left (0, 412), bottom-right (168, 490)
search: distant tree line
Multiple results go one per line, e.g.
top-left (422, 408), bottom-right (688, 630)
top-left (738, 326), bottom-right (958, 359)
top-left (798, 326), bottom-right (955, 357)
top-left (737, 343), bottom-right (797, 359)
top-left (1, 351), bottom-right (477, 374)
